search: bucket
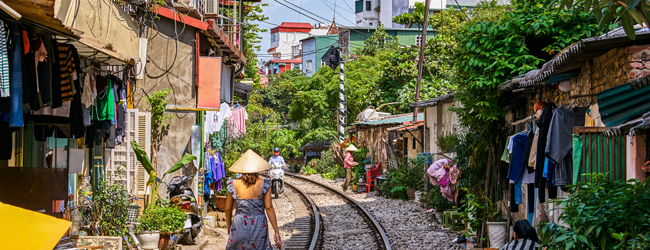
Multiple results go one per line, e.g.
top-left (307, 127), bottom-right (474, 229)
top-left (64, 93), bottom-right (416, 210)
top-left (414, 191), bottom-right (423, 202)
top-left (352, 185), bottom-right (358, 192)
top-left (486, 222), bottom-right (508, 248)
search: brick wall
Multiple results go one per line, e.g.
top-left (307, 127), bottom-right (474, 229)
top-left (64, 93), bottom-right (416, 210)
top-left (523, 46), bottom-right (631, 114)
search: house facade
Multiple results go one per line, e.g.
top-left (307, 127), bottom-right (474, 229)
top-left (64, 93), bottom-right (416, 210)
top-left (300, 35), bottom-right (339, 76)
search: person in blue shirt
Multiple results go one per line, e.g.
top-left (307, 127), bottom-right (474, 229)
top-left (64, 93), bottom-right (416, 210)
top-left (268, 147), bottom-right (286, 167)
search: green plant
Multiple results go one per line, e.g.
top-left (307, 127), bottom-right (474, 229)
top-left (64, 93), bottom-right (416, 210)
top-left (377, 154), bottom-right (427, 199)
top-left (131, 141), bottom-right (196, 207)
top-left (301, 165), bottom-right (318, 175)
top-left (458, 190), bottom-right (502, 238)
top-left (144, 89), bottom-right (172, 150)
top-left (89, 166), bottom-right (129, 237)
top-left (137, 204), bottom-right (186, 233)
top-left (421, 189), bottom-right (456, 212)
top-left (539, 173), bottom-right (650, 250)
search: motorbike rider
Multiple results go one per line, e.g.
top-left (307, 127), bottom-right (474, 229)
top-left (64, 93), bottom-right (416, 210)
top-left (268, 147), bottom-right (286, 168)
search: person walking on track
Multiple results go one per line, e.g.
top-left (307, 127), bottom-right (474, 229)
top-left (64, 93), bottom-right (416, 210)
top-left (224, 150), bottom-right (283, 250)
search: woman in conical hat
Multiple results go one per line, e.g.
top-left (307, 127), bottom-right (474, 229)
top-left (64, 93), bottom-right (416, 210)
top-left (224, 149), bottom-right (282, 250)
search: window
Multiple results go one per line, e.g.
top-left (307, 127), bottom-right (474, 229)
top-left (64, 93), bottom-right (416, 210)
top-left (412, 137), bottom-right (416, 149)
top-left (366, 1), bottom-right (371, 11)
top-left (321, 60), bottom-right (326, 66)
top-left (273, 53), bottom-right (281, 59)
top-left (416, 35), bottom-right (423, 46)
top-left (355, 0), bottom-right (363, 13)
top-left (271, 33), bottom-right (279, 43)
top-left (306, 60), bottom-right (313, 72)
top-left (369, 23), bottom-right (373, 26)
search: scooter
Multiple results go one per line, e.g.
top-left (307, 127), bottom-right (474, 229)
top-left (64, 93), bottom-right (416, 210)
top-left (269, 162), bottom-right (285, 199)
top-left (168, 175), bottom-right (202, 245)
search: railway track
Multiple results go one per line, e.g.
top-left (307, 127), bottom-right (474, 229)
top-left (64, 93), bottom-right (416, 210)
top-left (284, 173), bottom-right (392, 250)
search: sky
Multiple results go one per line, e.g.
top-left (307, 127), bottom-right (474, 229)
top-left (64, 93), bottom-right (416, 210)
top-left (253, 0), bottom-right (359, 64)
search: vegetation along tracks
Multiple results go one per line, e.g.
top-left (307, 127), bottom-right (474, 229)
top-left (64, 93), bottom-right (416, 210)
top-left (284, 173), bottom-right (392, 250)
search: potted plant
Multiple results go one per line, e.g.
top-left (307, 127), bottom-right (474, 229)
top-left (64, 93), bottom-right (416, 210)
top-left (213, 183), bottom-right (228, 212)
top-left (137, 204), bottom-right (186, 250)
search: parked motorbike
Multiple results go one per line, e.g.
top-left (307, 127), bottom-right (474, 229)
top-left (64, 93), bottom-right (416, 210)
top-left (168, 175), bottom-right (202, 245)
top-left (269, 162), bottom-right (285, 199)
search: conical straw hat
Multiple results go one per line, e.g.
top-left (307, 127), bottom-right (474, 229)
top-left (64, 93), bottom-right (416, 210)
top-left (228, 149), bottom-right (271, 173)
top-left (345, 145), bottom-right (358, 151)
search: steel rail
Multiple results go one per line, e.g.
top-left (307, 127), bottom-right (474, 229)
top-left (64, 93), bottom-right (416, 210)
top-left (285, 173), bottom-right (392, 250)
top-left (262, 173), bottom-right (321, 250)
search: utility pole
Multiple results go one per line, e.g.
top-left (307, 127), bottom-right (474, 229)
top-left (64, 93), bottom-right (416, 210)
top-left (338, 48), bottom-right (346, 143)
top-left (413, 0), bottom-right (431, 122)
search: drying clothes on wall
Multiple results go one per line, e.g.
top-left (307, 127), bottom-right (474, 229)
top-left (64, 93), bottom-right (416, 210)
top-left (215, 102), bottom-right (232, 132)
top-left (427, 159), bottom-right (459, 202)
top-left (0, 20), bottom-right (9, 98)
top-left (228, 108), bottom-right (248, 135)
top-left (214, 152), bottom-right (225, 192)
top-left (535, 103), bottom-right (557, 203)
top-left (545, 106), bottom-right (585, 187)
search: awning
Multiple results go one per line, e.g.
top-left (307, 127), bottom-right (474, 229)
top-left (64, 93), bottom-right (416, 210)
top-left (3, 0), bottom-right (78, 38)
top-left (387, 121), bottom-right (424, 132)
top-left (602, 112), bottom-right (650, 137)
top-left (55, 33), bottom-right (136, 66)
top-left (597, 81), bottom-right (650, 127)
top-left (353, 113), bottom-right (424, 126)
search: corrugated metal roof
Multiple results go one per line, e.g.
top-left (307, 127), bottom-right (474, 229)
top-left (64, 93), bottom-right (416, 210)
top-left (501, 26), bottom-right (650, 91)
top-left (597, 81), bottom-right (650, 127)
top-left (353, 113), bottom-right (424, 125)
top-left (387, 121), bottom-right (424, 131)
top-left (410, 93), bottom-right (455, 108)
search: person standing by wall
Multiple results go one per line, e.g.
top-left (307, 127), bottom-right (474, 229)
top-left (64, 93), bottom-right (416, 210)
top-left (342, 145), bottom-right (359, 191)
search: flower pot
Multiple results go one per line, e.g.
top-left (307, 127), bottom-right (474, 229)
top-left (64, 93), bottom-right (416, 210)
top-left (352, 185), bottom-right (358, 192)
top-left (159, 232), bottom-right (181, 250)
top-left (136, 231), bottom-right (160, 249)
top-left (486, 222), bottom-right (508, 248)
top-left (214, 195), bottom-right (227, 212)
top-left (407, 188), bottom-right (417, 200)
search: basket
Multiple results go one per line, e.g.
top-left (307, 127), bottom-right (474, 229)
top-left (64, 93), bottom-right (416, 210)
top-left (127, 204), bottom-right (141, 223)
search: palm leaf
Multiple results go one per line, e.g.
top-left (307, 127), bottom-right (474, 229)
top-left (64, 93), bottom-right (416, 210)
top-left (162, 153), bottom-right (197, 179)
top-left (131, 141), bottom-right (154, 174)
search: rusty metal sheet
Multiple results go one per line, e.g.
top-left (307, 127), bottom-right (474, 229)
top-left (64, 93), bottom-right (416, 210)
top-left (4, 0), bottom-right (78, 38)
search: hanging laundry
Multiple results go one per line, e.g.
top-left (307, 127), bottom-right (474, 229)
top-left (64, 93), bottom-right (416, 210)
top-left (227, 107), bottom-right (248, 136)
top-left (535, 103), bottom-right (556, 203)
top-left (38, 35), bottom-right (54, 107)
top-left (545, 106), bottom-right (585, 187)
top-left (215, 102), bottom-right (231, 132)
top-left (5, 24), bottom-right (23, 127)
top-left (204, 152), bottom-right (214, 196)
top-left (427, 159), bottom-right (458, 202)
top-left (214, 152), bottom-right (225, 192)
top-left (57, 43), bottom-right (76, 102)
top-left (0, 21), bottom-right (9, 98)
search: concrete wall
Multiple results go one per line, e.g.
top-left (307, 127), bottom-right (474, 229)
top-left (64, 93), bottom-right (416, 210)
top-left (424, 101), bottom-right (460, 162)
top-left (54, 0), bottom-right (141, 59)
top-left (402, 129), bottom-right (423, 158)
top-left (134, 18), bottom-right (198, 193)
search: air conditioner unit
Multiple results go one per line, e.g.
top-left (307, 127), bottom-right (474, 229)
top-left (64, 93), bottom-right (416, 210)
top-left (205, 0), bottom-right (218, 18)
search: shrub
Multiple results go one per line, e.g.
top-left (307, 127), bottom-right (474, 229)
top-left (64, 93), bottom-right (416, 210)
top-left (91, 168), bottom-right (130, 237)
top-left (377, 154), bottom-right (426, 199)
top-left (301, 165), bottom-right (318, 175)
top-left (137, 204), bottom-right (187, 233)
top-left (421, 189), bottom-right (456, 212)
top-left (539, 173), bottom-right (650, 250)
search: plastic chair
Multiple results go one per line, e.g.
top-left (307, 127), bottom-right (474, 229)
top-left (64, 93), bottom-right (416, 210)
top-left (365, 162), bottom-right (382, 193)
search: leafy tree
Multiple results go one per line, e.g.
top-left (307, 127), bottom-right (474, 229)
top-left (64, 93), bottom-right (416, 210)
top-left (241, 3), bottom-right (269, 83)
top-left (547, 0), bottom-right (646, 39)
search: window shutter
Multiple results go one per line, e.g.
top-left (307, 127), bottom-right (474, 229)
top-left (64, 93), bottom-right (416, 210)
top-left (125, 109), bottom-right (152, 195)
